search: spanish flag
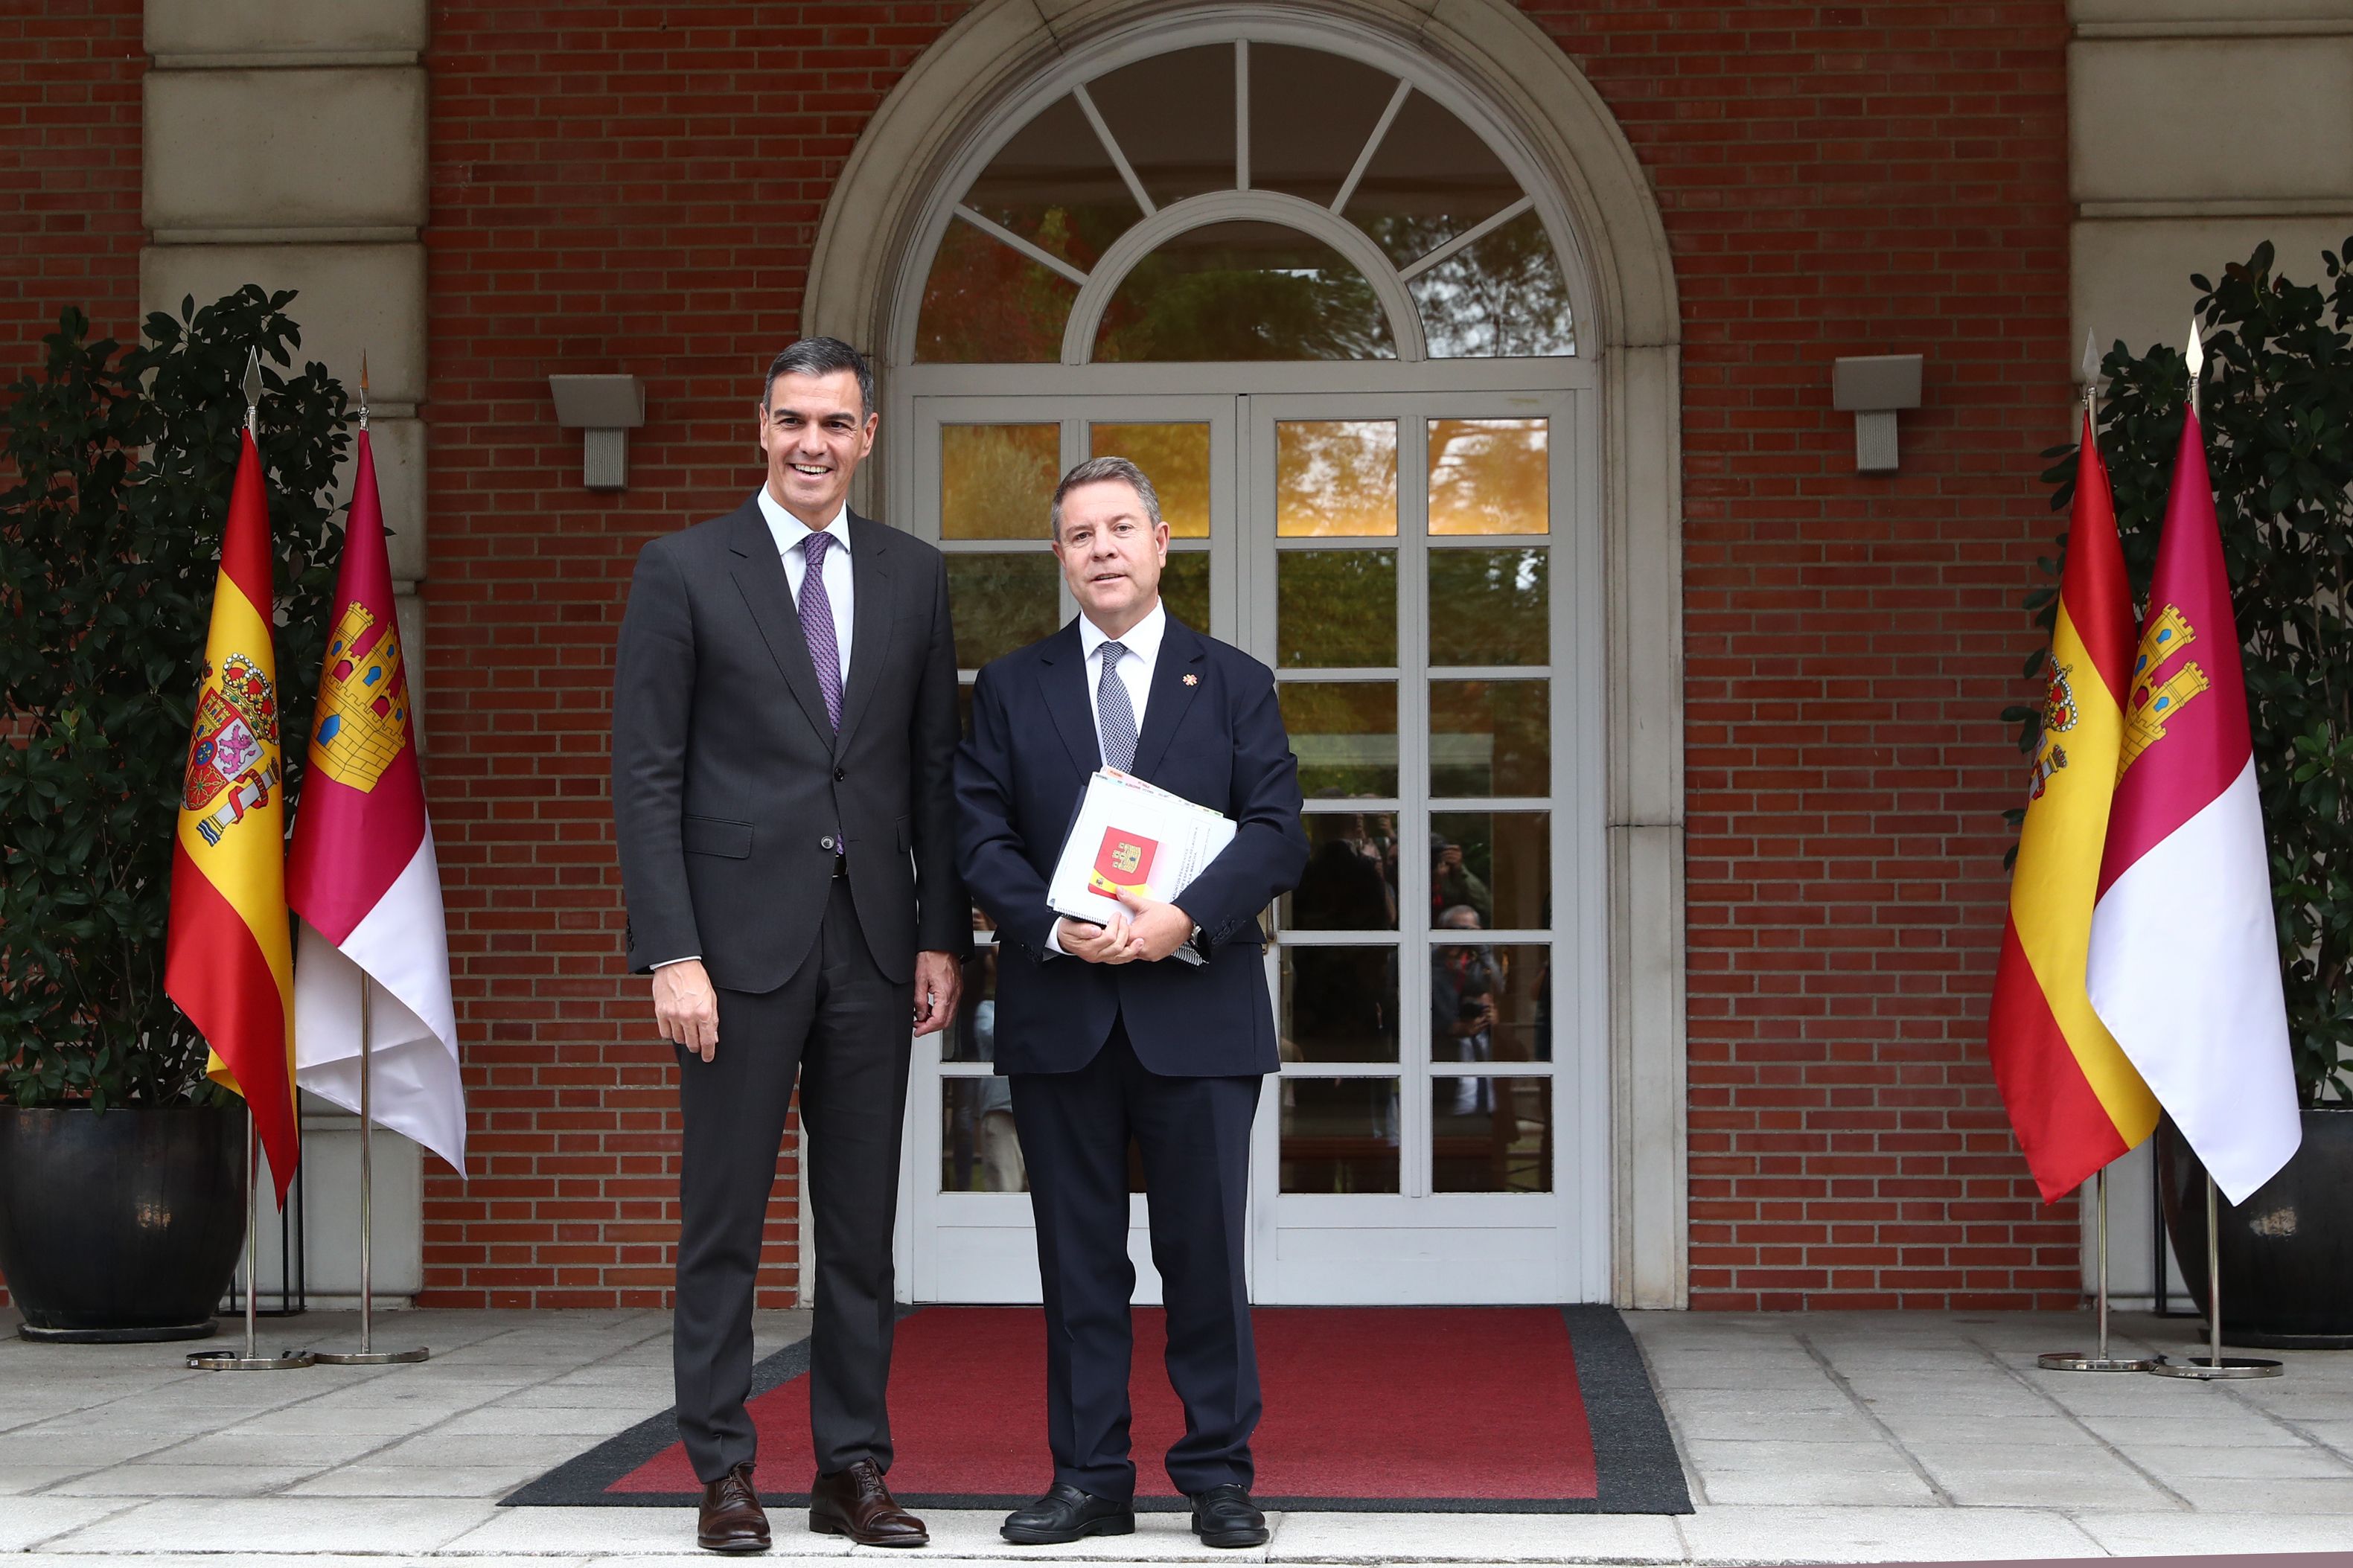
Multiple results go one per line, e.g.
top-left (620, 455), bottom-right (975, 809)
top-left (166, 430), bottom-right (299, 1206)
top-left (1986, 410), bottom-right (2159, 1202)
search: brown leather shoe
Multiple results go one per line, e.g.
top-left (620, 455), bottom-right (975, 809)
top-left (808, 1457), bottom-right (929, 1547)
top-left (697, 1460), bottom-right (770, 1554)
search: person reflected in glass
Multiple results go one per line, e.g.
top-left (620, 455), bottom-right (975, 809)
top-left (1294, 807), bottom-right (1396, 930)
top-left (1433, 903), bottom-right (1503, 1118)
top-left (1430, 831), bottom-right (1492, 928)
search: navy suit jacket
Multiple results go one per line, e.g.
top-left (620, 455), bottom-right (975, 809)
top-left (955, 615), bottom-right (1308, 1077)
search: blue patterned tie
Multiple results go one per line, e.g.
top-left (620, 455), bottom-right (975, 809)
top-left (1096, 640), bottom-right (1137, 772)
top-left (798, 531), bottom-right (844, 732)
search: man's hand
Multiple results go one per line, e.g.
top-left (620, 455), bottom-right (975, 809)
top-left (654, 959), bottom-right (720, 1061)
top-left (1114, 891), bottom-right (1195, 963)
top-left (912, 950), bottom-right (963, 1037)
top-left (1057, 913), bottom-right (1136, 964)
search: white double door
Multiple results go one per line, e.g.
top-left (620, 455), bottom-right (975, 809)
top-left (894, 377), bottom-right (1604, 1306)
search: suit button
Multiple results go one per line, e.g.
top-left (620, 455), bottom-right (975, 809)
top-left (820, 836), bottom-right (836, 851)
top-left (834, 767), bottom-right (846, 781)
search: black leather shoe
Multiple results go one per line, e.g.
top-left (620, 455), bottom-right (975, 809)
top-left (1188, 1483), bottom-right (1268, 1549)
top-left (1000, 1481), bottom-right (1136, 1544)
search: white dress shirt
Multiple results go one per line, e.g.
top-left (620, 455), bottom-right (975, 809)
top-left (757, 487), bottom-right (854, 689)
top-left (1047, 601), bottom-right (1168, 954)
top-left (651, 492), bottom-right (854, 973)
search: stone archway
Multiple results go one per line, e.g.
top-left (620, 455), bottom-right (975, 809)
top-left (807, 0), bottom-right (1688, 1308)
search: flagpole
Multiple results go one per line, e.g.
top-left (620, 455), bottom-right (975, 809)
top-left (310, 977), bottom-right (429, 1364)
top-left (188, 1108), bottom-right (313, 1371)
top-left (2136, 320), bottom-right (2282, 1382)
top-left (188, 349), bottom-right (313, 1374)
top-left (309, 354), bottom-right (427, 1369)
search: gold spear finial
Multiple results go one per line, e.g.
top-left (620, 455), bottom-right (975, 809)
top-left (2081, 330), bottom-right (2099, 415)
top-left (243, 347), bottom-right (262, 435)
top-left (359, 349), bottom-right (370, 432)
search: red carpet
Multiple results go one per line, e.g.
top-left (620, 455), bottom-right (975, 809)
top-left (507, 1305), bottom-right (1690, 1512)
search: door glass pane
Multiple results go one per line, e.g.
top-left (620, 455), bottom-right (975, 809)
top-left (1341, 91), bottom-right (1520, 269)
top-left (1161, 550), bottom-right (1210, 633)
top-left (1248, 45), bottom-right (1401, 209)
top-left (1279, 550), bottom-right (1396, 668)
top-left (961, 93), bottom-right (1142, 273)
top-left (947, 554), bottom-right (1061, 668)
top-left (1431, 1077), bottom-right (1551, 1192)
top-left (1088, 45), bottom-right (1236, 208)
top-left (1414, 208), bottom-right (1577, 358)
top-left (942, 424), bottom-right (1059, 539)
top-left (942, 938), bottom-right (1000, 1063)
top-left (942, 1078), bottom-right (1027, 1192)
top-left (917, 218), bottom-right (1079, 363)
top-left (1284, 813), bottom-right (1402, 931)
top-left (1431, 679), bottom-right (1549, 796)
top-left (1430, 941), bottom-right (1551, 1064)
top-left (1280, 682), bottom-right (1397, 798)
top-left (1094, 223), bottom-right (1395, 362)
top-left (1280, 1077), bottom-right (1400, 1193)
top-left (1429, 546), bottom-right (1547, 666)
top-left (1280, 946), bottom-right (1399, 1062)
top-left (1091, 422), bottom-right (1210, 538)
top-left (1428, 418), bottom-right (1548, 537)
top-left (1428, 811), bottom-right (1549, 931)
top-left (1277, 420), bottom-right (1396, 537)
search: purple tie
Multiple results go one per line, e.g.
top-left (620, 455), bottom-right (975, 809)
top-left (798, 530), bottom-right (844, 732)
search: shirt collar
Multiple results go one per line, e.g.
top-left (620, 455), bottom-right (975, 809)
top-left (756, 487), bottom-right (851, 560)
top-left (1078, 599), bottom-right (1166, 667)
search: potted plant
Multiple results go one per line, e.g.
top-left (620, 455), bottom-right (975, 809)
top-left (0, 289), bottom-right (347, 1340)
top-left (2016, 240), bottom-right (2353, 1345)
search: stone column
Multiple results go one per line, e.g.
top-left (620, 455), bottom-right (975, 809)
top-left (144, 0), bottom-right (432, 1306)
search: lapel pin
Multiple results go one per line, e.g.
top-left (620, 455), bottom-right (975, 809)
top-left (1183, 673), bottom-right (1198, 686)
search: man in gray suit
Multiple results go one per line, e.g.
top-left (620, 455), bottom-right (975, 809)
top-left (613, 338), bottom-right (966, 1555)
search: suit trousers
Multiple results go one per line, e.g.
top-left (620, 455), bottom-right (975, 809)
top-left (1009, 1020), bottom-right (1262, 1502)
top-left (673, 874), bottom-right (910, 1483)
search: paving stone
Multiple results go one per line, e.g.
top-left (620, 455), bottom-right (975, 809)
top-left (1267, 1511), bottom-right (1684, 1563)
top-left (286, 1462), bottom-right (552, 1498)
top-left (42, 1495), bottom-right (502, 1555)
top-left (440, 1504), bottom-right (854, 1556)
top-left (2126, 1441), bottom-right (2353, 1480)
top-left (2071, 1508), bottom-right (2353, 1554)
top-left (48, 1462), bottom-right (327, 1497)
top-left (1696, 1468), bottom-right (1941, 1508)
top-left (1681, 1503), bottom-right (2100, 1561)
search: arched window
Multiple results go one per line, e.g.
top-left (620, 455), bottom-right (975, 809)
top-left (912, 39), bottom-right (1577, 364)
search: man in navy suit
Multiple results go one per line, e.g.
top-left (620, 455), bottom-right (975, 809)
top-left (955, 456), bottom-right (1307, 1549)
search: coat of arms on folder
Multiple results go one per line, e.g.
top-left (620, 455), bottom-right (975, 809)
top-left (1088, 828), bottom-right (1160, 899)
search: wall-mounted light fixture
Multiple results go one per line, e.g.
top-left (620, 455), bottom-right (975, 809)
top-left (1832, 354), bottom-right (1923, 474)
top-left (548, 374), bottom-right (646, 490)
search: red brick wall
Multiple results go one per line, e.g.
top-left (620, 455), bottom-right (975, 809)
top-left (417, 1), bottom-right (2077, 1308)
top-left (1527, 0), bottom-right (2079, 1307)
top-left (0, 0), bottom-right (145, 377)
top-left (420, 1), bottom-right (966, 1307)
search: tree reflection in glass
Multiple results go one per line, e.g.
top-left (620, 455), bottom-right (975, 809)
top-left (1095, 223), bottom-right (1393, 362)
top-left (1410, 210), bottom-right (1576, 358)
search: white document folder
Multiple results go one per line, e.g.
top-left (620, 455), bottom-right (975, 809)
top-left (1046, 769), bottom-right (1236, 964)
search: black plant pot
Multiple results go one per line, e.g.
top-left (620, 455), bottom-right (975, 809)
top-left (0, 1103), bottom-right (245, 1343)
top-left (2156, 1106), bottom-right (2353, 1349)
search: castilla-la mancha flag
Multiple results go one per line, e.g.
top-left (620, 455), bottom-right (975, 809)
top-left (2085, 404), bottom-right (2301, 1204)
top-left (1987, 411), bottom-right (2159, 1201)
top-left (167, 430), bottom-right (300, 1205)
top-left (286, 429), bottom-right (466, 1174)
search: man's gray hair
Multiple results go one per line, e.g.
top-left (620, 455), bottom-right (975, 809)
top-left (1050, 455), bottom-right (1162, 539)
top-left (762, 337), bottom-right (875, 417)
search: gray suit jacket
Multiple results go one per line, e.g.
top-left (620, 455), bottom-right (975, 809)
top-left (612, 497), bottom-right (969, 991)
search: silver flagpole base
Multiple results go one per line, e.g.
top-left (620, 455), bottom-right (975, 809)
top-left (312, 1345), bottom-right (430, 1366)
top-left (2037, 1352), bottom-right (2154, 1372)
top-left (2149, 1354), bottom-right (2283, 1379)
top-left (188, 1348), bottom-right (316, 1372)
